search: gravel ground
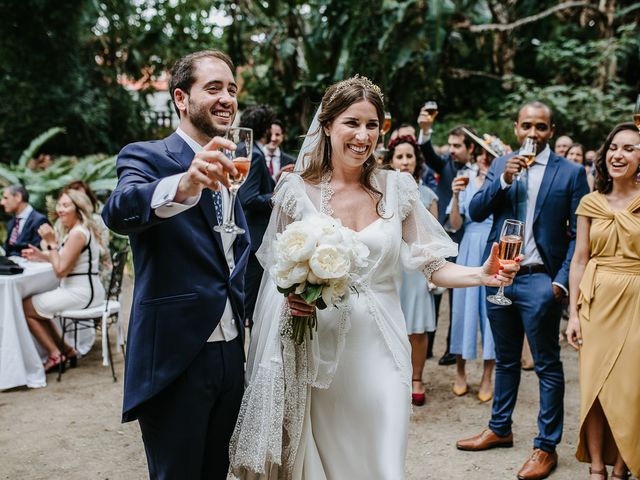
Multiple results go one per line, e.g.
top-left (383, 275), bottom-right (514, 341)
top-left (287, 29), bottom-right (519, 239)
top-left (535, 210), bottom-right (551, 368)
top-left (0, 284), bottom-right (606, 480)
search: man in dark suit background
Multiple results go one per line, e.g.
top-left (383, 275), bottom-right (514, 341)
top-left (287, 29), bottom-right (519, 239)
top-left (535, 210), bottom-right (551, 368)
top-left (417, 108), bottom-right (478, 365)
top-left (102, 50), bottom-right (250, 480)
top-left (1, 185), bottom-right (49, 256)
top-left (265, 119), bottom-right (296, 179)
top-left (238, 106), bottom-right (295, 328)
top-left (457, 101), bottom-right (589, 480)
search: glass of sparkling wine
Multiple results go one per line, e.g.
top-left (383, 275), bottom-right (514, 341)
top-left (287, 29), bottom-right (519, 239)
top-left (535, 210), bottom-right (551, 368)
top-left (517, 137), bottom-right (536, 179)
top-left (214, 126), bottom-right (253, 235)
top-left (487, 219), bottom-right (524, 306)
top-left (424, 101), bottom-right (438, 121)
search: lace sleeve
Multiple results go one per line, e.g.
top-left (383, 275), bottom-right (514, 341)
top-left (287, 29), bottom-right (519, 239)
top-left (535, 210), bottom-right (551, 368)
top-left (255, 173), bottom-right (305, 270)
top-left (397, 172), bottom-right (458, 281)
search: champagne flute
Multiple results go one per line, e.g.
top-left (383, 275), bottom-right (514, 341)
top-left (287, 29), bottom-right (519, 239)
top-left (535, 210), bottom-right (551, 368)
top-left (517, 137), bottom-right (536, 179)
top-left (214, 126), bottom-right (253, 235)
top-left (424, 101), bottom-right (438, 122)
top-left (375, 112), bottom-right (392, 158)
top-left (487, 219), bottom-right (524, 306)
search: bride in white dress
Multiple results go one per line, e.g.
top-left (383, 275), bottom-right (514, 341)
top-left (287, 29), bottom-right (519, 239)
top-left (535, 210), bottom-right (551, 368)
top-left (230, 76), bottom-right (518, 479)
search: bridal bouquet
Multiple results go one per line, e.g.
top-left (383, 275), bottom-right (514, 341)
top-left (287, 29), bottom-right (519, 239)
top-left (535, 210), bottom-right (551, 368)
top-left (271, 214), bottom-right (369, 345)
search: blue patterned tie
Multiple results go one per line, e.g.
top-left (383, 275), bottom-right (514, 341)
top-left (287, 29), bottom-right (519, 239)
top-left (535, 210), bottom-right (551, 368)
top-left (515, 171), bottom-right (528, 253)
top-left (211, 190), bottom-right (224, 225)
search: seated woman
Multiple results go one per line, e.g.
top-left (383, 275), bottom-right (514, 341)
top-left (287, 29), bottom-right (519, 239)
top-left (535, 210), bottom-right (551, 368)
top-left (22, 189), bottom-right (106, 372)
top-left (60, 180), bottom-right (112, 286)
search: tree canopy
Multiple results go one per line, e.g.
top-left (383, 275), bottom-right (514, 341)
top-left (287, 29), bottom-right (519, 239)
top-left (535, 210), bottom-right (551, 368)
top-left (0, 0), bottom-right (638, 162)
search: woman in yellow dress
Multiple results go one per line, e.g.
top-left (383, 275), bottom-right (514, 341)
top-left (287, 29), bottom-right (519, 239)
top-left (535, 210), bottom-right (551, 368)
top-left (566, 122), bottom-right (640, 480)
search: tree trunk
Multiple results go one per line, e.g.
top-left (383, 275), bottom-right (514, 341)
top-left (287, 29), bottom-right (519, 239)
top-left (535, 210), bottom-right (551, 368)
top-left (594, 0), bottom-right (617, 89)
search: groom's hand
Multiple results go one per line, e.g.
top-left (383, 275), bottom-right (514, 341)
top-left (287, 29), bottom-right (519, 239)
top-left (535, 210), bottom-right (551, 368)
top-left (175, 136), bottom-right (238, 202)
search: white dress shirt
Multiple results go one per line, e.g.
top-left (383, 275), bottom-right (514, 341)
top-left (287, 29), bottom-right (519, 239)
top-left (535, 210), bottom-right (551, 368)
top-left (13, 204), bottom-right (34, 237)
top-left (150, 128), bottom-right (239, 342)
top-left (265, 147), bottom-right (281, 179)
top-left (499, 145), bottom-right (568, 293)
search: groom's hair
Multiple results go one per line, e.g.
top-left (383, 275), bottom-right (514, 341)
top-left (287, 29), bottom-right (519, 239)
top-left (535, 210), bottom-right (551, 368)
top-left (169, 50), bottom-right (235, 117)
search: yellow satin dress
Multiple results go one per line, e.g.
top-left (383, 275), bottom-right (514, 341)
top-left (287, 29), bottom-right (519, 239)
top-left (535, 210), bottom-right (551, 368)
top-left (575, 191), bottom-right (640, 476)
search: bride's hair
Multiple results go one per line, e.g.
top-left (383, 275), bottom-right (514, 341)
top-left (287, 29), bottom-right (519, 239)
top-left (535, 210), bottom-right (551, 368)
top-left (301, 76), bottom-right (385, 216)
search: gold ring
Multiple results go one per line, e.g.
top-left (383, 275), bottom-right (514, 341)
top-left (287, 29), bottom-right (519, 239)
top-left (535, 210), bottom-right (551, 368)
top-left (205, 162), bottom-right (211, 172)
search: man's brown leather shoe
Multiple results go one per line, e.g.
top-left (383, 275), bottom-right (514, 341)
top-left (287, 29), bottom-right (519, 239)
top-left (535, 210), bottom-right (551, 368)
top-left (456, 429), bottom-right (513, 451)
top-left (517, 449), bottom-right (558, 479)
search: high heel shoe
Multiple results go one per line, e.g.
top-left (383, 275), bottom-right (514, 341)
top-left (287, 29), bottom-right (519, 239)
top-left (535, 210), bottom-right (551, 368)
top-left (477, 389), bottom-right (493, 403)
top-left (65, 347), bottom-right (78, 368)
top-left (44, 353), bottom-right (65, 374)
top-left (589, 466), bottom-right (608, 479)
top-left (611, 470), bottom-right (630, 479)
top-left (411, 378), bottom-right (426, 406)
top-left (452, 383), bottom-right (469, 396)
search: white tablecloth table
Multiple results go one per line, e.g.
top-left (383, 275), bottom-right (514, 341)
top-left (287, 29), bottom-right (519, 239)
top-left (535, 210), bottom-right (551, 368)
top-left (0, 261), bottom-right (58, 389)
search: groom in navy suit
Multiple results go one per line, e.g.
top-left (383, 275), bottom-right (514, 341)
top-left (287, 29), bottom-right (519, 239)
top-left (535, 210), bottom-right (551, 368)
top-left (457, 102), bottom-right (589, 480)
top-left (102, 50), bottom-right (250, 480)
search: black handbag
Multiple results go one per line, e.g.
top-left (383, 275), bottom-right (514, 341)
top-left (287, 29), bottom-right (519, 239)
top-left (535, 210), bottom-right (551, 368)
top-left (0, 256), bottom-right (24, 275)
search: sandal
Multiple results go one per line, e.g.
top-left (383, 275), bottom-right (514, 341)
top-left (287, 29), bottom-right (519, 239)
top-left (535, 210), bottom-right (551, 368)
top-left (589, 466), bottom-right (608, 479)
top-left (65, 347), bottom-right (78, 368)
top-left (411, 378), bottom-right (426, 406)
top-left (44, 353), bottom-right (65, 374)
top-left (611, 471), bottom-right (630, 479)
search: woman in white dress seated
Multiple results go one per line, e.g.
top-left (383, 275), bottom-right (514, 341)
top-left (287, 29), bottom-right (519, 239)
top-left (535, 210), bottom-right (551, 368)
top-left (21, 189), bottom-right (106, 372)
top-left (230, 76), bottom-right (520, 479)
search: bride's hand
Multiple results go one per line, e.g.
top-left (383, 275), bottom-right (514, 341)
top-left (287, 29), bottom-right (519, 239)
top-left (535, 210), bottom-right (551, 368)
top-left (480, 242), bottom-right (522, 287)
top-left (287, 293), bottom-right (316, 316)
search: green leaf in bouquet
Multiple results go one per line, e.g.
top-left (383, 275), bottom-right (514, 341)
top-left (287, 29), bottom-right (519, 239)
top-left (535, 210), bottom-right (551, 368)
top-left (301, 283), bottom-right (323, 305)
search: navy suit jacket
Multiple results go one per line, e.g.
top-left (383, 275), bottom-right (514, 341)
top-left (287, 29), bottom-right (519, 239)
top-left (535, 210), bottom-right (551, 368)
top-left (238, 143), bottom-right (294, 252)
top-left (468, 150), bottom-right (589, 289)
top-left (3, 208), bottom-right (49, 256)
top-left (101, 132), bottom-right (251, 422)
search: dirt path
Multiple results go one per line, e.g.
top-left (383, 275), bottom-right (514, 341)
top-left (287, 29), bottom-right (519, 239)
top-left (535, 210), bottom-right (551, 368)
top-left (0, 285), bottom-right (595, 479)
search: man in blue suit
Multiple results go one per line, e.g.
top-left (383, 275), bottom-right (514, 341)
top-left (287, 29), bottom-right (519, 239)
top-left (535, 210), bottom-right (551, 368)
top-left (102, 50), bottom-right (250, 480)
top-left (1, 185), bottom-right (49, 256)
top-left (238, 105), bottom-right (294, 328)
top-left (456, 102), bottom-right (589, 480)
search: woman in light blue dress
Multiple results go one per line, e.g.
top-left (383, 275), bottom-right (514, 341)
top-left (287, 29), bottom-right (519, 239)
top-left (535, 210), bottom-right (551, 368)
top-left (447, 146), bottom-right (495, 402)
top-left (384, 136), bottom-right (438, 406)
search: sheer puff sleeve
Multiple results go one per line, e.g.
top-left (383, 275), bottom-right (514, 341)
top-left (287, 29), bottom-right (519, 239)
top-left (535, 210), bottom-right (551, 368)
top-left (397, 171), bottom-right (458, 281)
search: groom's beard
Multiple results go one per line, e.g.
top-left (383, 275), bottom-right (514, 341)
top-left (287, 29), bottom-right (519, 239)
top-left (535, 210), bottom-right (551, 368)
top-left (188, 98), bottom-right (226, 139)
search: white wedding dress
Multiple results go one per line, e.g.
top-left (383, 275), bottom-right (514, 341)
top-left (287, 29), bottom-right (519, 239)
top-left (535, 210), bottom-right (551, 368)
top-left (230, 169), bottom-right (457, 480)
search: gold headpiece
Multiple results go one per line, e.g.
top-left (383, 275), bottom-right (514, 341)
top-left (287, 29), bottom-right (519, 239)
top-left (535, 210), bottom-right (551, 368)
top-left (328, 74), bottom-right (384, 103)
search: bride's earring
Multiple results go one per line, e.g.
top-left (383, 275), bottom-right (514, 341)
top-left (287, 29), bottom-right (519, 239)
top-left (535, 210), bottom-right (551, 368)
top-left (636, 166), bottom-right (640, 184)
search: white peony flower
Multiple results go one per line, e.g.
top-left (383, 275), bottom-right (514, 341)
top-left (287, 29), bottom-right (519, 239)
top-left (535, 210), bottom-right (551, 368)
top-left (322, 276), bottom-right (350, 305)
top-left (309, 244), bottom-right (351, 280)
top-left (275, 224), bottom-right (317, 262)
top-left (271, 261), bottom-right (310, 290)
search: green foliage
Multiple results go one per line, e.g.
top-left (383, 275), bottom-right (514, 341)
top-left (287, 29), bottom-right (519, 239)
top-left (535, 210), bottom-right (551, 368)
top-left (0, 129), bottom-right (117, 212)
top-left (0, 0), bottom-right (147, 163)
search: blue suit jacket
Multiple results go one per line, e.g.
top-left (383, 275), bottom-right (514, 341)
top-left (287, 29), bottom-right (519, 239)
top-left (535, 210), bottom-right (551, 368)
top-left (3, 208), bottom-right (49, 256)
top-left (101, 132), bottom-right (251, 422)
top-left (238, 142), bottom-right (294, 251)
top-left (468, 150), bottom-right (589, 288)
